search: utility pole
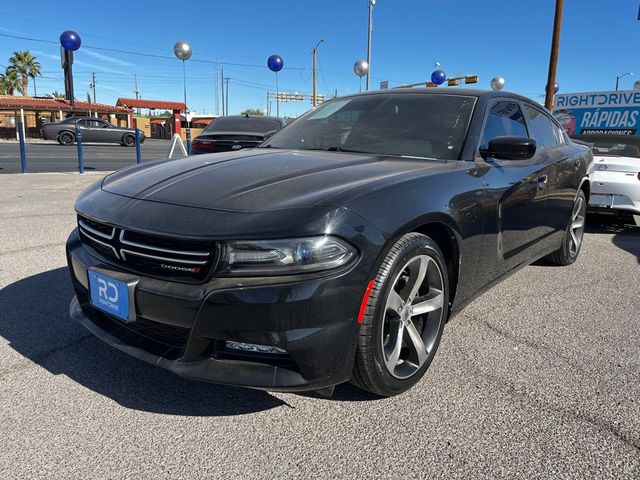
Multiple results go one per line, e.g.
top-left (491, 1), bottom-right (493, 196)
top-left (133, 74), bottom-right (141, 116)
top-left (89, 72), bottom-right (96, 104)
top-left (220, 68), bottom-right (225, 115)
top-left (224, 78), bottom-right (230, 115)
top-left (312, 39), bottom-right (324, 107)
top-left (214, 62), bottom-right (219, 116)
top-left (366, 0), bottom-right (376, 91)
top-left (544, 0), bottom-right (563, 111)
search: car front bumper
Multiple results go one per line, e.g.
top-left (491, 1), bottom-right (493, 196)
top-left (66, 229), bottom-right (364, 391)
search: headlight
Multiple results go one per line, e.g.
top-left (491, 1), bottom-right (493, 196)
top-left (218, 236), bottom-right (357, 276)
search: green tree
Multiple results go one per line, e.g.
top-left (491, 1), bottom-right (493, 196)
top-left (0, 69), bottom-right (22, 95)
top-left (240, 108), bottom-right (264, 116)
top-left (8, 50), bottom-right (41, 96)
top-left (50, 90), bottom-right (65, 99)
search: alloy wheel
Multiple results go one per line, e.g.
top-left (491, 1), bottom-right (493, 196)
top-left (381, 254), bottom-right (445, 379)
top-left (569, 195), bottom-right (586, 256)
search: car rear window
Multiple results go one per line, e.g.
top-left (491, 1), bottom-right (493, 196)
top-left (589, 141), bottom-right (640, 158)
top-left (204, 117), bottom-right (281, 134)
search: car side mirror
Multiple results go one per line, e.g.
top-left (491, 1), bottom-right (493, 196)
top-left (479, 136), bottom-right (536, 160)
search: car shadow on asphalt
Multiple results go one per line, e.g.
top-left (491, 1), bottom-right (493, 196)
top-left (0, 267), bottom-right (288, 416)
top-left (585, 214), bottom-right (640, 263)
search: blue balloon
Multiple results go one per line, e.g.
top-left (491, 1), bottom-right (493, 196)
top-left (267, 54), bottom-right (284, 73)
top-left (431, 69), bottom-right (446, 85)
top-left (60, 30), bottom-right (81, 51)
top-left (546, 82), bottom-right (560, 94)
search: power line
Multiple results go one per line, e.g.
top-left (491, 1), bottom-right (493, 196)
top-left (0, 33), bottom-right (308, 71)
top-left (0, 11), bottom-right (268, 61)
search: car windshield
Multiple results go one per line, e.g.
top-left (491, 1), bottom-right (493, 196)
top-left (204, 116), bottom-right (281, 134)
top-left (589, 140), bottom-right (640, 158)
top-left (262, 93), bottom-right (476, 160)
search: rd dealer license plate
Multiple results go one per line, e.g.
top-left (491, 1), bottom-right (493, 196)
top-left (88, 271), bottom-right (130, 321)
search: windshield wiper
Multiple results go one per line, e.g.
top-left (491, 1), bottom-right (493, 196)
top-left (326, 146), bottom-right (368, 153)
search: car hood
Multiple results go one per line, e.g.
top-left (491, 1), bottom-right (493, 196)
top-left (102, 149), bottom-right (456, 213)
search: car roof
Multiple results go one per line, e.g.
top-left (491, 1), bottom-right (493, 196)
top-left (339, 87), bottom-right (537, 105)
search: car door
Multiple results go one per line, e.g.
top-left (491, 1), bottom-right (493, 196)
top-left (75, 118), bottom-right (93, 141)
top-left (88, 119), bottom-right (111, 142)
top-left (82, 119), bottom-right (105, 142)
top-left (477, 99), bottom-right (548, 271)
top-left (523, 104), bottom-right (581, 239)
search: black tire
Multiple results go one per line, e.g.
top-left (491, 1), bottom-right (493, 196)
top-left (352, 233), bottom-right (449, 397)
top-left (57, 131), bottom-right (75, 146)
top-left (545, 190), bottom-right (587, 266)
top-left (122, 134), bottom-right (135, 147)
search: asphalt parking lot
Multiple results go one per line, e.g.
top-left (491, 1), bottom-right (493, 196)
top-left (1, 173), bottom-right (639, 479)
top-left (0, 139), bottom-right (178, 173)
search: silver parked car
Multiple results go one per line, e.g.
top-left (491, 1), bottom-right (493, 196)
top-left (41, 117), bottom-right (145, 146)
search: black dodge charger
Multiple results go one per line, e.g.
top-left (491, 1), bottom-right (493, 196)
top-left (67, 89), bottom-right (591, 397)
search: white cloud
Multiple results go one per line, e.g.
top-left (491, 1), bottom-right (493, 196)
top-left (31, 50), bottom-right (60, 62)
top-left (80, 49), bottom-right (135, 67)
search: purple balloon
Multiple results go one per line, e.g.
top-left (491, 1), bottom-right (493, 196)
top-left (267, 55), bottom-right (284, 73)
top-left (431, 69), bottom-right (446, 86)
top-left (60, 30), bottom-right (81, 51)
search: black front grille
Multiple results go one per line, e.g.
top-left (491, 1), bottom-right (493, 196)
top-left (77, 215), bottom-right (218, 283)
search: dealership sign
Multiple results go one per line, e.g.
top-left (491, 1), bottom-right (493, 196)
top-left (553, 90), bottom-right (640, 136)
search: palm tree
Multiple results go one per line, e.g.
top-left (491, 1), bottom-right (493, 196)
top-left (51, 90), bottom-right (65, 99)
top-left (8, 50), bottom-right (41, 96)
top-left (0, 69), bottom-right (22, 95)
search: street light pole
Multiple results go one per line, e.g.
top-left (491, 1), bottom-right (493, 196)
top-left (312, 39), bottom-right (324, 107)
top-left (544, 0), bottom-right (563, 111)
top-left (615, 72), bottom-right (633, 91)
top-left (366, 0), bottom-right (375, 91)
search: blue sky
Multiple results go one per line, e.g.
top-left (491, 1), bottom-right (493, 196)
top-left (0, 0), bottom-right (639, 117)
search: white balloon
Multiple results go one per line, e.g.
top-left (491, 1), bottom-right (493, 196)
top-left (173, 41), bottom-right (192, 61)
top-left (490, 77), bottom-right (505, 91)
top-left (354, 60), bottom-right (369, 78)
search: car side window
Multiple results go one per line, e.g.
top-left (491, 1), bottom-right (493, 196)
top-left (76, 119), bottom-right (88, 127)
top-left (480, 101), bottom-right (528, 148)
top-left (524, 105), bottom-right (559, 149)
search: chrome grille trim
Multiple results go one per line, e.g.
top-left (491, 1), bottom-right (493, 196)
top-left (77, 215), bottom-right (217, 282)
top-left (119, 230), bottom-right (210, 257)
top-left (78, 219), bottom-right (115, 240)
top-left (120, 249), bottom-right (209, 265)
top-left (78, 228), bottom-right (120, 259)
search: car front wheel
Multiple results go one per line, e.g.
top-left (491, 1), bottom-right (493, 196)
top-left (352, 233), bottom-right (449, 397)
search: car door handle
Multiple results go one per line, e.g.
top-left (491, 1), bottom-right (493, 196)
top-left (538, 175), bottom-right (548, 190)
